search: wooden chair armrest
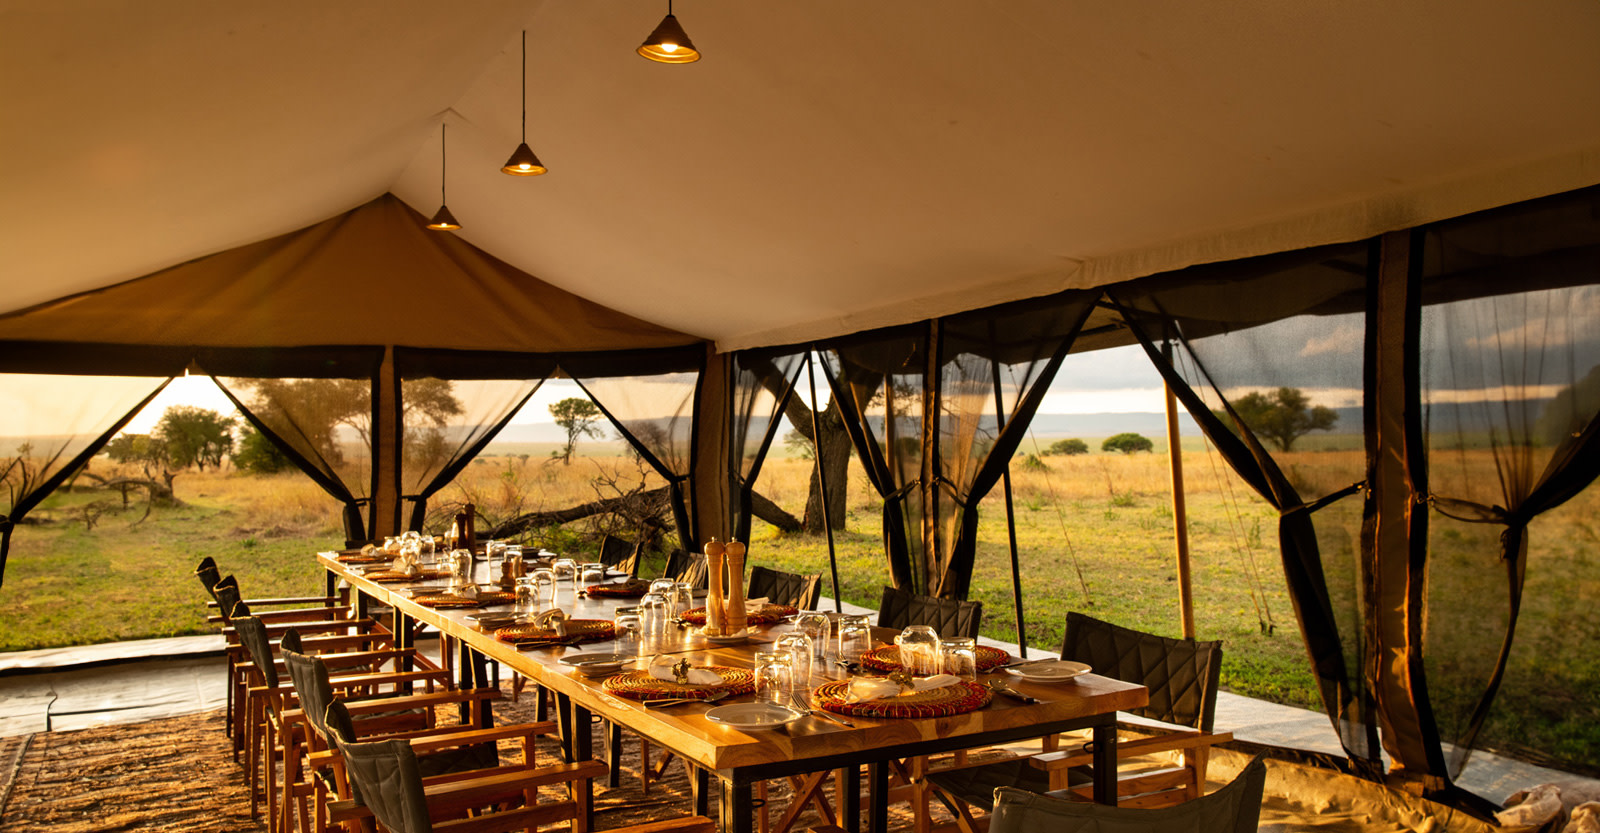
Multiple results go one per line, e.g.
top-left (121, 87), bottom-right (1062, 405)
top-left (328, 668), bottom-right (452, 690)
top-left (341, 687), bottom-right (501, 716)
top-left (307, 721), bottom-right (559, 769)
top-left (292, 632), bottom-right (396, 652)
top-left (403, 720), bottom-right (560, 753)
top-left (1029, 730), bottom-right (1233, 770)
top-left (424, 759), bottom-right (608, 805)
top-left (315, 647), bottom-right (418, 669)
top-left (208, 595), bottom-right (340, 610)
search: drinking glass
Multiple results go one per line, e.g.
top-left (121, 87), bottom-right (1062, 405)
top-left (940, 637), bottom-right (979, 681)
top-left (774, 631), bottom-right (813, 687)
top-left (529, 568), bottom-right (557, 608)
top-left (754, 651), bottom-right (795, 705)
top-left (648, 578), bottom-right (676, 596)
top-left (515, 578), bottom-right (539, 615)
top-left (613, 607), bottom-right (643, 656)
top-left (484, 540), bottom-right (506, 564)
top-left (895, 625), bottom-right (942, 676)
top-left (640, 592), bottom-right (669, 651)
top-left (552, 558), bottom-right (577, 598)
top-left (836, 614), bottom-right (873, 662)
top-left (669, 581), bottom-right (695, 621)
top-left (795, 612), bottom-right (831, 660)
top-left (580, 562), bottom-right (606, 593)
top-left (448, 549), bottom-right (474, 589)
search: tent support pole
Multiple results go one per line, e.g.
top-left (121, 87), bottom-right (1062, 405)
top-left (992, 358), bottom-right (1027, 657)
top-left (807, 348), bottom-right (843, 613)
top-left (1165, 374), bottom-right (1195, 639)
top-left (373, 345), bottom-right (402, 539)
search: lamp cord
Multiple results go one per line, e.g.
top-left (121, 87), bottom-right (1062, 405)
top-left (520, 30), bottom-right (527, 143)
top-left (440, 124), bottom-right (447, 203)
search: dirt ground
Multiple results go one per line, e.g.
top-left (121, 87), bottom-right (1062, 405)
top-left (0, 681), bottom-right (940, 832)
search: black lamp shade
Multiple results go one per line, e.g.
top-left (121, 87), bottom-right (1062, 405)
top-left (501, 142), bottom-right (547, 176)
top-left (426, 204), bottom-right (462, 231)
top-left (638, 13), bottom-right (700, 63)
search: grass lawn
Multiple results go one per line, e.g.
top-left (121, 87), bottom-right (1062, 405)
top-left (1, 445), bottom-right (1594, 775)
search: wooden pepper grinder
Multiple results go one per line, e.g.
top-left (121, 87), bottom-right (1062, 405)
top-left (705, 539), bottom-right (727, 636)
top-left (726, 540), bottom-right (748, 634)
top-left (463, 503), bottom-right (477, 550)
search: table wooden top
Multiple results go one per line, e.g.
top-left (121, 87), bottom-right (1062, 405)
top-left (321, 553), bottom-right (1148, 778)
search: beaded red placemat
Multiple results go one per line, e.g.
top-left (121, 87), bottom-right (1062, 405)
top-left (585, 582), bottom-right (648, 598)
top-left (411, 589), bottom-right (516, 609)
top-left (601, 667), bottom-right (755, 700)
top-left (494, 619), bottom-right (616, 645)
top-left (337, 552), bottom-right (392, 565)
top-left (363, 567), bottom-right (451, 583)
top-left (679, 605), bottom-right (797, 626)
top-left (858, 644), bottom-right (1010, 674)
top-left (811, 679), bottom-right (992, 718)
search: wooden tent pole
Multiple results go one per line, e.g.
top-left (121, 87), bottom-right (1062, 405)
top-left (1165, 372), bottom-right (1195, 639)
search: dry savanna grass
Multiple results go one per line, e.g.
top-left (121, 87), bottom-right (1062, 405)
top-left (1, 442), bottom-right (1595, 773)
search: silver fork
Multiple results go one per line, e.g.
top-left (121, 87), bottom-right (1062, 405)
top-left (791, 694), bottom-right (856, 728)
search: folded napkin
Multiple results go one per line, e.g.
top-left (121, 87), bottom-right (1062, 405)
top-left (360, 544), bottom-right (380, 555)
top-left (847, 674), bottom-right (959, 703)
top-left (649, 654), bottom-right (722, 686)
top-left (528, 608), bottom-right (568, 636)
top-left (744, 597), bottom-right (769, 609)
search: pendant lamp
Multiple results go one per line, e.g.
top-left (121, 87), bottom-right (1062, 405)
top-left (638, 0), bottom-right (700, 63)
top-left (501, 30), bottom-right (547, 176)
top-left (426, 124), bottom-right (462, 231)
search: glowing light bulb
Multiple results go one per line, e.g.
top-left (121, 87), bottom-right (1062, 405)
top-left (661, 42), bottom-right (679, 53)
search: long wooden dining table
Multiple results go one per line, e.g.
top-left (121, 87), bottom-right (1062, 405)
top-left (320, 552), bottom-right (1148, 833)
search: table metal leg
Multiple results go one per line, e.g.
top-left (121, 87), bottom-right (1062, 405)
top-left (843, 766), bottom-right (862, 833)
top-left (1092, 720), bottom-right (1117, 805)
top-left (720, 778), bottom-right (754, 833)
top-left (455, 640), bottom-right (494, 727)
top-left (394, 610), bottom-right (414, 694)
top-left (692, 767), bottom-right (711, 818)
top-left (606, 721), bottom-right (622, 788)
top-left (555, 692), bottom-right (576, 763)
top-left (866, 761), bottom-right (889, 833)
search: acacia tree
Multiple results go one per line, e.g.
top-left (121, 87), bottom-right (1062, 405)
top-left (154, 406), bottom-right (235, 470)
top-left (240, 378), bottom-right (462, 468)
top-left (1223, 386), bottom-right (1338, 452)
top-left (1102, 432), bottom-right (1154, 454)
top-left (550, 397), bottom-right (604, 465)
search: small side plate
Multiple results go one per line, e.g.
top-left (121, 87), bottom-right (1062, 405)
top-left (1005, 660), bottom-right (1091, 682)
top-left (705, 702), bottom-right (802, 729)
top-left (558, 652), bottom-right (631, 677)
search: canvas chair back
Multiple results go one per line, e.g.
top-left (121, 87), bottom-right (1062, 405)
top-left (282, 648), bottom-right (336, 744)
top-left (877, 586), bottom-right (983, 638)
top-left (212, 578), bottom-right (249, 622)
top-left (748, 566), bottom-right (822, 609)
top-left (599, 533), bottom-right (641, 574)
top-left (1063, 612), bottom-right (1224, 731)
top-left (195, 557), bottom-right (222, 599)
top-left (664, 549), bottom-right (709, 589)
top-left (989, 756), bottom-right (1266, 833)
top-left (232, 615), bottom-right (279, 689)
top-left (326, 700), bottom-right (432, 833)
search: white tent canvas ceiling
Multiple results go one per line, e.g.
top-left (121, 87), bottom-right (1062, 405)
top-left (4, 1), bottom-right (1600, 351)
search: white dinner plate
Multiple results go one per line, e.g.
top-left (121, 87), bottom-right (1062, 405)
top-left (558, 652), bottom-right (631, 677)
top-left (703, 629), bottom-right (749, 645)
top-left (1005, 660), bottom-right (1092, 682)
top-left (705, 703), bottom-right (803, 729)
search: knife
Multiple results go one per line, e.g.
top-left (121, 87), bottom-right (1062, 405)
top-left (987, 681), bottom-right (1038, 704)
